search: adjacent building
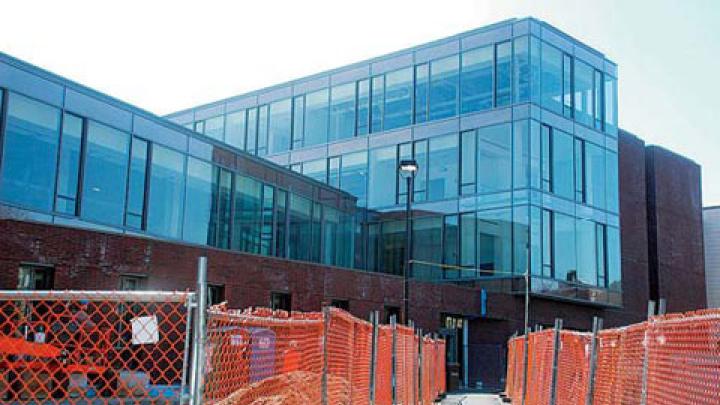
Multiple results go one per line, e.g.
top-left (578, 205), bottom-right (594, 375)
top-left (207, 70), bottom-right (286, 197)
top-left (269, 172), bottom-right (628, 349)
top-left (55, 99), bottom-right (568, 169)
top-left (0, 17), bottom-right (706, 390)
top-left (705, 206), bottom-right (720, 308)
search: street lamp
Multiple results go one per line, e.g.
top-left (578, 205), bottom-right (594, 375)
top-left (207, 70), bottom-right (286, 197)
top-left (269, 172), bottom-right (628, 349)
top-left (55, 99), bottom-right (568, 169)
top-left (398, 159), bottom-right (418, 325)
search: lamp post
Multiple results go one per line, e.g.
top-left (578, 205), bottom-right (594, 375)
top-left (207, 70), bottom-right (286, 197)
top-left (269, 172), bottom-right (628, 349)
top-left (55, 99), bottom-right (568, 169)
top-left (398, 159), bottom-right (418, 325)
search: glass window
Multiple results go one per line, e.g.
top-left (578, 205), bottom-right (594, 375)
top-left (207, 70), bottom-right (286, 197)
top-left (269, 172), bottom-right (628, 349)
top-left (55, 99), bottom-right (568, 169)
top-left (368, 146), bottom-right (396, 208)
top-left (596, 223), bottom-right (607, 287)
top-left (246, 108), bottom-right (258, 153)
top-left (594, 70), bottom-right (604, 130)
top-left (563, 54), bottom-right (573, 117)
top-left (371, 75), bottom-right (384, 132)
top-left (604, 75), bottom-right (618, 135)
top-left (606, 151), bottom-right (619, 213)
top-left (183, 158), bottom-right (214, 245)
top-left (204, 116), bottom-right (224, 141)
top-left (541, 125), bottom-right (552, 192)
top-left (477, 123), bottom-right (512, 193)
top-left (302, 158), bottom-right (327, 183)
top-left (288, 194), bottom-right (312, 261)
top-left (428, 133), bottom-right (459, 201)
top-left (542, 209), bottom-right (553, 277)
top-left (275, 189), bottom-right (288, 257)
top-left (513, 36), bottom-right (530, 104)
top-left (414, 64), bottom-right (429, 123)
top-left (322, 206), bottom-right (340, 265)
top-left (607, 227), bottom-right (621, 290)
top-left (225, 110), bottom-right (246, 150)
top-left (552, 129), bottom-right (574, 199)
top-left (513, 120), bottom-right (530, 189)
top-left (443, 215), bottom-right (460, 278)
top-left (413, 140), bottom-right (428, 202)
top-left (305, 89), bottom-right (329, 146)
top-left (576, 218), bottom-right (598, 286)
top-left (530, 37), bottom-right (542, 105)
top-left (554, 212), bottom-right (577, 283)
top-left (194, 120), bottom-right (205, 134)
top-left (55, 113), bottom-right (83, 215)
top-left (460, 130), bottom-right (476, 195)
top-left (540, 42), bottom-right (563, 114)
top-left (147, 145), bottom-right (185, 238)
top-left (292, 96), bottom-right (304, 148)
top-left (461, 46), bottom-right (493, 113)
top-left (574, 60), bottom-right (594, 126)
top-left (0, 93), bottom-right (60, 212)
top-left (585, 142), bottom-right (606, 209)
top-left (513, 205), bottom-right (529, 275)
top-left (328, 156), bottom-right (340, 188)
top-left (125, 138), bottom-right (148, 229)
top-left (429, 55), bottom-right (459, 120)
top-left (460, 212), bottom-right (477, 277)
top-left (380, 220), bottom-right (405, 275)
top-left (260, 185), bottom-right (274, 255)
top-left (383, 67), bottom-right (413, 130)
top-left (575, 139), bottom-right (586, 202)
top-left (329, 83), bottom-right (356, 141)
top-left (397, 142), bottom-right (412, 204)
top-left (496, 41), bottom-right (512, 107)
top-left (210, 168), bottom-right (232, 249)
top-left (232, 175), bottom-right (262, 253)
top-left (310, 203), bottom-right (322, 262)
top-left (477, 208), bottom-right (512, 276)
top-left (340, 151), bottom-right (367, 207)
top-left (356, 80), bottom-right (370, 136)
top-left (81, 121), bottom-right (129, 226)
top-left (269, 98), bottom-right (292, 154)
top-left (530, 120), bottom-right (541, 190)
top-left (256, 105), bottom-right (269, 156)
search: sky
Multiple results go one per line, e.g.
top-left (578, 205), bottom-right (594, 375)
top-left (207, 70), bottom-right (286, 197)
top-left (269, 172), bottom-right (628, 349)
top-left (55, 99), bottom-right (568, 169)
top-left (0, 0), bottom-right (718, 205)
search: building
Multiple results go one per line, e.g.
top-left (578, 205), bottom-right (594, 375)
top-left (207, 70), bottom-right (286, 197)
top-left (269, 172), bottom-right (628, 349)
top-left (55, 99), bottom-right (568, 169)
top-left (0, 17), bottom-right (706, 391)
top-left (705, 206), bottom-right (720, 308)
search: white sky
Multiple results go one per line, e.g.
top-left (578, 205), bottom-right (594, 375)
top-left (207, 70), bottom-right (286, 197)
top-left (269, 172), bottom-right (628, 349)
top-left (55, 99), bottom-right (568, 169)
top-left (0, 0), bottom-right (718, 205)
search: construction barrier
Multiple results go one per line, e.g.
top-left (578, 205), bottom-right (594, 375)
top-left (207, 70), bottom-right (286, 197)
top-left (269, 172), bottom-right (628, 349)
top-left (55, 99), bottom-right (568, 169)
top-left (202, 306), bottom-right (446, 405)
top-left (0, 290), bottom-right (193, 404)
top-left (504, 309), bottom-right (720, 405)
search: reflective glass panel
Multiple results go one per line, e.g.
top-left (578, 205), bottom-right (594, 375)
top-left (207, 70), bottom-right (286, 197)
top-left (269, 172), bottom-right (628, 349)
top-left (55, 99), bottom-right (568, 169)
top-left (329, 83), bottom-right (356, 141)
top-left (412, 216), bottom-right (442, 280)
top-left (552, 129), bottom-right (574, 199)
top-left (269, 98), bottom-right (292, 154)
top-left (125, 138), bottom-right (148, 229)
top-left (368, 146), bottom-right (396, 208)
top-left (183, 158), bottom-right (214, 245)
top-left (604, 75), bottom-right (618, 135)
top-left (246, 108), bottom-right (257, 153)
top-left (371, 76), bottom-right (384, 132)
top-left (257, 105), bottom-right (269, 155)
top-left (292, 96), bottom-right (305, 148)
top-left (288, 194), bottom-right (312, 261)
top-left (204, 116), bottom-right (224, 141)
top-left (443, 215), bottom-right (460, 278)
top-left (232, 175), bottom-right (262, 253)
top-left (460, 130), bottom-right (476, 195)
top-left (147, 145), bottom-right (185, 238)
top-left (540, 42), bottom-right (563, 114)
top-left (302, 158), bottom-right (327, 183)
top-left (496, 41), bottom-right (512, 107)
top-left (513, 36), bottom-right (530, 103)
top-left (384, 67), bottom-right (412, 130)
top-left (513, 120), bottom-right (530, 189)
top-left (563, 54), bottom-right (573, 117)
top-left (356, 80), bottom-right (370, 136)
top-left (477, 123), bottom-right (512, 193)
top-left (225, 110), bottom-right (246, 150)
top-left (429, 55), bottom-right (459, 120)
top-left (305, 89), bottom-right (329, 146)
top-left (553, 212), bottom-right (576, 283)
top-left (607, 226), bottom-right (621, 290)
top-left (414, 64), bottom-right (429, 123)
top-left (477, 208), bottom-right (512, 276)
top-left (461, 46), bottom-right (493, 113)
top-left (55, 113), bottom-right (83, 214)
top-left (428, 133), bottom-right (459, 201)
top-left (586, 142), bottom-right (606, 209)
top-left (340, 151), bottom-right (367, 206)
top-left (576, 218), bottom-right (598, 286)
top-left (574, 60), bottom-right (594, 126)
top-left (606, 151), bottom-right (619, 213)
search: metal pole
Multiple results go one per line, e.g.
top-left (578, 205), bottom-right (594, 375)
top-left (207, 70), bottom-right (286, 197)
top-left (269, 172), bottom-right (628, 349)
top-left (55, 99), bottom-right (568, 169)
top-left (640, 301), bottom-right (656, 405)
top-left (462, 318), bottom-right (469, 389)
top-left (585, 317), bottom-right (603, 405)
top-left (370, 311), bottom-right (379, 405)
top-left (322, 306), bottom-right (330, 405)
top-left (404, 175), bottom-right (413, 325)
top-left (417, 328), bottom-right (423, 405)
top-left (521, 327), bottom-right (529, 405)
top-left (549, 318), bottom-right (563, 405)
top-left (180, 293), bottom-right (195, 404)
top-left (190, 256), bottom-right (208, 405)
top-left (391, 315), bottom-right (398, 405)
top-left (521, 242), bottom-right (531, 405)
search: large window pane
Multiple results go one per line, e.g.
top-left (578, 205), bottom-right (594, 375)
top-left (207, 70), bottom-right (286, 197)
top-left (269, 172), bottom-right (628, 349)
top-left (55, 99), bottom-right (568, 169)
top-left (574, 60), bottom-right (594, 126)
top-left (604, 75), bottom-right (618, 135)
top-left (594, 70), bottom-right (604, 129)
top-left (540, 42), bottom-right (563, 114)
top-left (329, 83), bottom-right (356, 141)
top-left (384, 67), bottom-right (412, 130)
top-left (257, 105), bottom-right (269, 155)
top-left (125, 138), bottom-right (148, 229)
top-left (553, 212), bottom-right (576, 283)
top-left (606, 151), bottom-right (619, 213)
top-left (302, 158), bottom-right (327, 183)
top-left (55, 113), bottom-right (83, 214)
top-left (147, 145), bottom-right (185, 238)
top-left (586, 142), bottom-right (606, 209)
top-left (414, 64), bottom-right (429, 123)
top-left (0, 93), bottom-right (60, 211)
top-left (232, 175), bottom-right (262, 253)
top-left (460, 130), bottom-right (476, 195)
top-left (477, 208), bottom-right (512, 276)
top-left (412, 216), bottom-right (442, 280)
top-left (210, 168), bottom-right (232, 249)
top-left (513, 205), bottom-right (529, 275)
top-left (288, 194), bottom-right (312, 261)
top-left (380, 220), bottom-right (405, 275)
top-left (81, 121), bottom-right (129, 226)
top-left (607, 226), bottom-right (621, 290)
top-left (552, 129), bottom-right (574, 199)
top-left (225, 110), bottom-right (246, 150)
top-left (429, 55), bottom-right (459, 120)
top-left (460, 212), bottom-right (477, 278)
top-left (204, 116), bottom-right (224, 141)
top-left (183, 158), bottom-right (213, 244)
top-left (513, 36), bottom-right (530, 103)
top-left (496, 41), bottom-right (512, 107)
top-left (322, 206), bottom-right (340, 265)
top-left (368, 146), bottom-right (396, 208)
top-left (305, 89), bottom-right (329, 146)
top-left (428, 133), bottom-right (458, 201)
top-left (269, 98), bottom-right (292, 154)
top-left (246, 108), bottom-right (257, 153)
top-left (292, 96), bottom-right (304, 148)
top-left (260, 185), bottom-right (274, 255)
top-left (513, 120), bottom-right (529, 189)
top-left (443, 215), bottom-right (460, 279)
top-left (461, 46), bottom-right (493, 113)
top-left (563, 54), bottom-right (573, 117)
top-left (340, 151), bottom-right (368, 207)
top-left (371, 76), bottom-right (384, 132)
top-left (477, 123), bottom-right (512, 193)
top-left (576, 218), bottom-right (598, 286)
top-left (357, 80), bottom-right (370, 136)
top-left (413, 140), bottom-right (428, 202)
top-left (275, 189), bottom-right (288, 257)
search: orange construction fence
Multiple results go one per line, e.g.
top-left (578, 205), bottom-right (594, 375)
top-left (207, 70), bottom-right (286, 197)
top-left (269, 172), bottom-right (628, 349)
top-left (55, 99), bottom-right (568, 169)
top-left (504, 309), bottom-right (720, 405)
top-left (203, 305), bottom-right (447, 405)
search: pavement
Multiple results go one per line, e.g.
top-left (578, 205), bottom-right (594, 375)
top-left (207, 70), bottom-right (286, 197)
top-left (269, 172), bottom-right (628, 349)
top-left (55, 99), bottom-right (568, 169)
top-left (441, 393), bottom-right (503, 405)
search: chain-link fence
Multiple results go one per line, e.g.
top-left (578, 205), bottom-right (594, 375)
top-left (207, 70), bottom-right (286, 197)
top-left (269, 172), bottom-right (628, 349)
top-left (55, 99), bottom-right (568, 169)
top-left (504, 309), bottom-right (720, 405)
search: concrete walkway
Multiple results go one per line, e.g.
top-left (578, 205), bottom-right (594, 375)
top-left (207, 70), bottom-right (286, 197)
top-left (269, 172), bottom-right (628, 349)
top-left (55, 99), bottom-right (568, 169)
top-left (441, 393), bottom-right (502, 405)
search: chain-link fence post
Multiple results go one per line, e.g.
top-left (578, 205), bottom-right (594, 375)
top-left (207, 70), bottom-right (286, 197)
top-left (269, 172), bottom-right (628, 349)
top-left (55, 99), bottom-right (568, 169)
top-left (585, 317), bottom-right (603, 405)
top-left (189, 256), bottom-right (208, 405)
top-left (369, 311), bottom-right (379, 405)
top-left (417, 328), bottom-right (423, 405)
top-left (640, 301), bottom-right (656, 405)
top-left (521, 326), bottom-right (530, 405)
top-left (181, 292), bottom-right (196, 404)
top-left (322, 306), bottom-right (330, 405)
top-left (390, 314), bottom-right (398, 405)
top-left (549, 318), bottom-right (563, 405)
